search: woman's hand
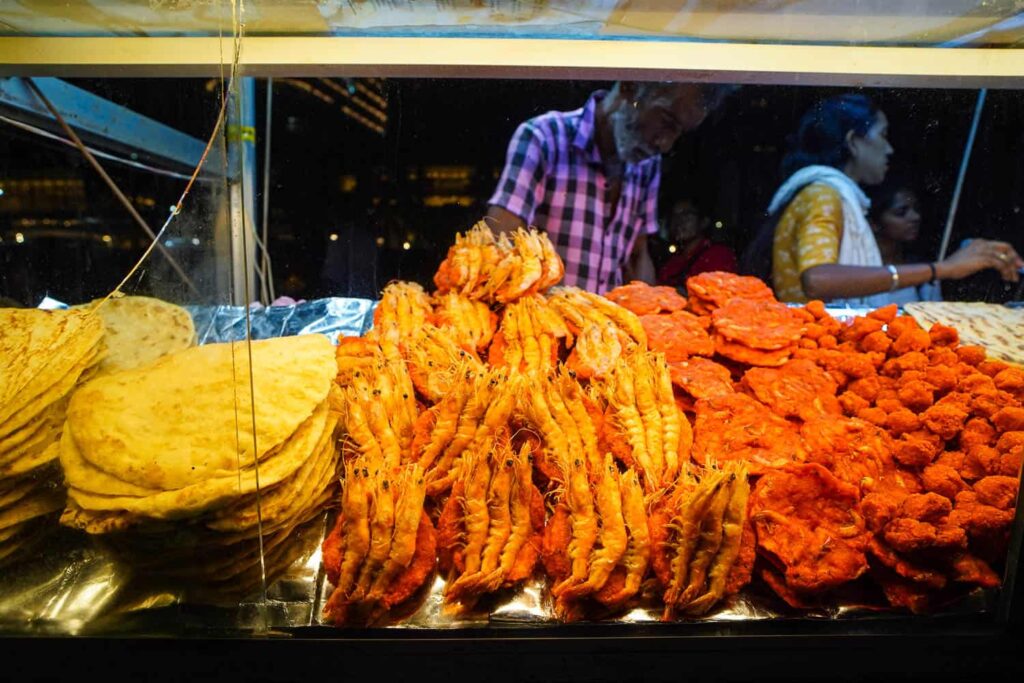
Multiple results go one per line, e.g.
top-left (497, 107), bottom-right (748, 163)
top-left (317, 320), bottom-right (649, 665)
top-left (937, 239), bottom-right (1023, 282)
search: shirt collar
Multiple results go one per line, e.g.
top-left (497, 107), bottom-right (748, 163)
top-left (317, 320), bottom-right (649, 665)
top-left (573, 90), bottom-right (606, 166)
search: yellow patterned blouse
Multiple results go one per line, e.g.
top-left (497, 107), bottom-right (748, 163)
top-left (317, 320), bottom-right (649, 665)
top-left (771, 184), bottom-right (843, 303)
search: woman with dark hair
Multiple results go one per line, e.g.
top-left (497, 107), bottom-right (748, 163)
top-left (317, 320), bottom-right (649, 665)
top-left (765, 93), bottom-right (1021, 306)
top-left (867, 178), bottom-right (939, 304)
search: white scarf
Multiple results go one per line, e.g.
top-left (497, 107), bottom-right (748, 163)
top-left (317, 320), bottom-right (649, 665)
top-left (768, 165), bottom-right (890, 309)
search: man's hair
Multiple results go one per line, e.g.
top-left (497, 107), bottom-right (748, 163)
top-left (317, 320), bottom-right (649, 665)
top-left (630, 81), bottom-right (739, 111)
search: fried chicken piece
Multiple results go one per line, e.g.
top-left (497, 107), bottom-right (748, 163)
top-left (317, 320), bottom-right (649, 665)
top-left (997, 448), bottom-right (1023, 478)
top-left (960, 417), bottom-right (996, 449)
top-left (927, 322), bottom-right (959, 348)
top-left (893, 431), bottom-right (943, 469)
top-left (897, 381), bottom-right (935, 412)
top-left (883, 518), bottom-right (967, 554)
top-left (861, 492), bottom-right (901, 533)
top-left (859, 330), bottom-right (893, 355)
top-left (867, 304), bottom-right (898, 323)
top-left (886, 408), bottom-right (921, 436)
top-left (876, 397), bottom-right (904, 414)
top-left (892, 328), bottom-right (932, 355)
top-left (921, 402), bottom-right (969, 441)
top-left (993, 406), bottom-right (1024, 432)
top-left (921, 464), bottom-right (969, 500)
top-left (993, 367), bottom-right (1024, 396)
top-left (949, 490), bottom-right (1015, 536)
top-left (876, 571), bottom-right (932, 614)
top-left (750, 463), bottom-right (869, 593)
top-left (996, 431), bottom-right (1024, 453)
top-left (868, 538), bottom-right (946, 589)
top-left (898, 492), bottom-right (952, 522)
top-left (972, 475), bottom-right (1019, 510)
top-left (886, 315), bottom-right (922, 340)
top-left (839, 390), bottom-right (870, 415)
top-left (956, 345), bottom-right (987, 366)
top-left (848, 376), bottom-right (882, 402)
top-left (959, 373), bottom-right (998, 397)
top-left (883, 352), bottom-right (928, 376)
top-left (841, 316), bottom-right (885, 344)
top-left (928, 347), bottom-right (960, 368)
top-left (977, 360), bottom-right (1010, 378)
top-left (950, 553), bottom-right (1001, 588)
top-left (857, 407), bottom-right (888, 428)
top-left (962, 445), bottom-right (1000, 481)
top-left (935, 448), bottom-right (965, 469)
top-left (925, 364), bottom-right (958, 393)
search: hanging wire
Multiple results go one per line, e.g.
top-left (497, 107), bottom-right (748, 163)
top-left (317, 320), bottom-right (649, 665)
top-left (937, 89), bottom-right (987, 262)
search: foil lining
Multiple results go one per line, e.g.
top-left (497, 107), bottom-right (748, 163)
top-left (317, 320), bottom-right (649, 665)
top-left (0, 301), bottom-right (1002, 634)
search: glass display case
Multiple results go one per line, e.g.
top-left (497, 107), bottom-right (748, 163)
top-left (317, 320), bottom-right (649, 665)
top-left (1, 2), bottom-right (1022, 679)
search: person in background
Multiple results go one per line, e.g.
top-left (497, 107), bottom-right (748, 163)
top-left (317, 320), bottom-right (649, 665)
top-left (656, 196), bottom-right (737, 287)
top-left (867, 178), bottom-right (940, 304)
top-left (486, 81), bottom-right (734, 293)
top-left (761, 93), bottom-right (1021, 307)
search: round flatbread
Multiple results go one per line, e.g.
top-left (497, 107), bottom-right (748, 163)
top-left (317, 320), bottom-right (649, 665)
top-left (81, 295), bottom-right (195, 374)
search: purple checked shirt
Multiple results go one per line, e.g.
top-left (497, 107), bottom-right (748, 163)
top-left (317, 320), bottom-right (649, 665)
top-left (488, 91), bottom-right (661, 294)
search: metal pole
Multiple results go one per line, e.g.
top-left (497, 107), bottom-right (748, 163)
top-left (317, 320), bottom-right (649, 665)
top-left (227, 77), bottom-right (259, 306)
top-left (937, 88), bottom-right (987, 261)
top-left (260, 77), bottom-right (275, 302)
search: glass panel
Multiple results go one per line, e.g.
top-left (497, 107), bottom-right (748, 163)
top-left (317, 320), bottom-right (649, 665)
top-left (1, 1), bottom-right (1022, 48)
top-left (0, 74), bottom-right (258, 633)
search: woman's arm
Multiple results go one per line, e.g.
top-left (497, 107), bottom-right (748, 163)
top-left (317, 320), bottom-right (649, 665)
top-left (801, 239), bottom-right (1022, 301)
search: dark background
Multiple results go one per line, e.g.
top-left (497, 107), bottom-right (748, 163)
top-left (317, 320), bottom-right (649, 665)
top-left (2, 78), bottom-right (1022, 306)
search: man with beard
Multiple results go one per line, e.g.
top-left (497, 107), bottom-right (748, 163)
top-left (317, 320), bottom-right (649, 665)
top-left (486, 82), bottom-right (732, 293)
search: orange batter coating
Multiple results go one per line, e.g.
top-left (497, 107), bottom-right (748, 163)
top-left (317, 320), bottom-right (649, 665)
top-left (692, 393), bottom-right (804, 474)
top-left (605, 281), bottom-right (688, 316)
top-left (641, 310), bottom-right (714, 360)
top-left (742, 359), bottom-right (841, 421)
top-left (712, 299), bottom-right (805, 351)
top-left (750, 463), bottom-right (870, 594)
top-left (668, 357), bottom-right (735, 400)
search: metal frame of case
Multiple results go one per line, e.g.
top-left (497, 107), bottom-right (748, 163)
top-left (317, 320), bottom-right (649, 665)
top-left (0, 25), bottom-right (1022, 677)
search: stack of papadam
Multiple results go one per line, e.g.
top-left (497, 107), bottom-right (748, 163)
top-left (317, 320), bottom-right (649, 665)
top-left (59, 334), bottom-right (341, 600)
top-left (77, 295), bottom-right (195, 374)
top-left (0, 308), bottom-right (105, 569)
top-left (904, 302), bottom-right (1024, 366)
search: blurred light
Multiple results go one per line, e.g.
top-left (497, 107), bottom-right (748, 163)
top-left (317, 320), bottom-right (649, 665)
top-left (0, 188), bottom-right (5, 196)
top-left (14, 232), bottom-right (24, 243)
top-left (329, 233), bottom-right (339, 241)
top-left (668, 244), bottom-right (677, 254)
top-left (375, 237), bottom-right (385, 247)
top-left (714, 221), bottom-right (723, 229)
top-left (102, 234), bottom-right (112, 243)
top-left (402, 241), bottom-right (411, 251)
top-left (405, 232), bottom-right (415, 241)
top-left (191, 237), bottom-right (201, 246)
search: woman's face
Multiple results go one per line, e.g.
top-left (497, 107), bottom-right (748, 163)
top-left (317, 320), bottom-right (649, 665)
top-left (848, 110), bottom-right (894, 186)
top-left (878, 190), bottom-right (921, 243)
